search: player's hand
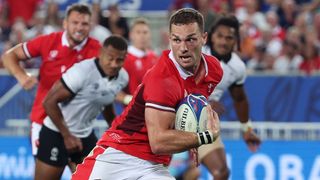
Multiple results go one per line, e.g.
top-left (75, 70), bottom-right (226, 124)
top-left (189, 148), bottom-right (199, 167)
top-left (242, 129), bottom-right (261, 152)
top-left (206, 105), bottom-right (220, 140)
top-left (17, 73), bottom-right (38, 90)
top-left (63, 134), bottom-right (83, 153)
top-left (209, 100), bottom-right (225, 115)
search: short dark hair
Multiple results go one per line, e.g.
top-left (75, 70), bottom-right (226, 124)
top-left (103, 35), bottom-right (128, 51)
top-left (169, 8), bottom-right (204, 33)
top-left (207, 14), bottom-right (241, 50)
top-left (66, 3), bottom-right (92, 17)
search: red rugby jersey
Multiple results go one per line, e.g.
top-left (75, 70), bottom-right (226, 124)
top-left (123, 46), bottom-right (158, 95)
top-left (22, 31), bottom-right (101, 124)
top-left (98, 50), bottom-right (223, 165)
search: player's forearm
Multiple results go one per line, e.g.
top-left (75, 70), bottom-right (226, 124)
top-left (2, 52), bottom-right (27, 80)
top-left (234, 99), bottom-right (249, 123)
top-left (149, 129), bottom-right (200, 155)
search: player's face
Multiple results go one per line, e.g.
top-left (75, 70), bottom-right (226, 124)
top-left (170, 22), bottom-right (207, 73)
top-left (99, 45), bottom-right (127, 77)
top-left (130, 23), bottom-right (151, 51)
top-left (211, 25), bottom-right (236, 56)
top-left (63, 11), bottom-right (91, 46)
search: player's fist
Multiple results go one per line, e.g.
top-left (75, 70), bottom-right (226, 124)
top-left (206, 105), bottom-right (220, 140)
top-left (18, 73), bottom-right (38, 90)
top-left (243, 129), bottom-right (261, 152)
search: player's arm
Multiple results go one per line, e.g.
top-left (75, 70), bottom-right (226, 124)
top-left (115, 91), bottom-right (133, 105)
top-left (145, 107), bottom-right (220, 155)
top-left (2, 43), bottom-right (38, 90)
top-left (102, 104), bottom-right (116, 126)
top-left (43, 79), bottom-right (83, 153)
top-left (229, 84), bottom-right (261, 152)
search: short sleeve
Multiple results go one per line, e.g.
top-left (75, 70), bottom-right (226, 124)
top-left (62, 62), bottom-right (87, 94)
top-left (144, 75), bottom-right (181, 112)
top-left (23, 34), bottom-right (48, 58)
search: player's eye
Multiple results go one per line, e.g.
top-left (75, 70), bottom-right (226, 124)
top-left (173, 38), bottom-right (181, 43)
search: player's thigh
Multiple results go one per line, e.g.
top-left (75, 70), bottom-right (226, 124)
top-left (34, 158), bottom-right (64, 180)
top-left (198, 136), bottom-right (227, 169)
top-left (36, 125), bottom-right (69, 167)
top-left (31, 122), bottom-right (42, 156)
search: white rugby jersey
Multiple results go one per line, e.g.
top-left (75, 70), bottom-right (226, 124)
top-left (44, 58), bottom-right (129, 138)
top-left (203, 46), bottom-right (246, 101)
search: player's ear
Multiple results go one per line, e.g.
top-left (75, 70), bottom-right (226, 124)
top-left (202, 32), bottom-right (208, 46)
top-left (63, 19), bottom-right (67, 30)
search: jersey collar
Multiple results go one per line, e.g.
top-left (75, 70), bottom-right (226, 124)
top-left (62, 31), bottom-right (88, 52)
top-left (168, 50), bottom-right (208, 80)
top-left (94, 58), bottom-right (118, 80)
top-left (128, 45), bottom-right (146, 58)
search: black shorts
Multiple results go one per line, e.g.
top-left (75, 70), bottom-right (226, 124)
top-left (36, 125), bottom-right (97, 167)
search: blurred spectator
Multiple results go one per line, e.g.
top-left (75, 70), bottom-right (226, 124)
top-left (43, 1), bottom-right (61, 32)
top-left (116, 18), bottom-right (158, 105)
top-left (294, 11), bottom-right (311, 38)
top-left (266, 10), bottom-right (286, 40)
top-left (99, 4), bottom-right (129, 39)
top-left (9, 18), bottom-right (27, 44)
top-left (312, 12), bottom-right (320, 47)
top-left (239, 22), bottom-right (256, 62)
top-left (277, 0), bottom-right (299, 29)
top-left (273, 39), bottom-right (303, 74)
top-left (247, 44), bottom-right (269, 71)
top-left (195, 0), bottom-right (218, 33)
top-left (4, 0), bottom-right (43, 28)
top-left (256, 25), bottom-right (282, 57)
top-left (90, 2), bottom-right (111, 44)
top-left (299, 28), bottom-right (320, 74)
top-left (236, 0), bottom-right (269, 31)
top-left (169, 0), bottom-right (197, 10)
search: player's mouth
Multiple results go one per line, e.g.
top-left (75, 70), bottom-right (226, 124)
top-left (74, 32), bottom-right (83, 38)
top-left (180, 55), bottom-right (192, 62)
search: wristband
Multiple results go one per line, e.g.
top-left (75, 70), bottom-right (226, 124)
top-left (197, 130), bottom-right (215, 145)
top-left (123, 95), bottom-right (133, 105)
top-left (240, 120), bottom-right (253, 132)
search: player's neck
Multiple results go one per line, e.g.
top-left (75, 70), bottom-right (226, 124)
top-left (211, 50), bottom-right (232, 63)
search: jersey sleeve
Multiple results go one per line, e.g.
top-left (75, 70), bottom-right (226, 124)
top-left (143, 75), bottom-right (180, 113)
top-left (234, 55), bottom-right (247, 85)
top-left (61, 62), bottom-right (87, 94)
top-left (23, 34), bottom-right (49, 58)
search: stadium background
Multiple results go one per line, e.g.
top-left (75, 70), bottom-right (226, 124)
top-left (1, 0), bottom-right (320, 179)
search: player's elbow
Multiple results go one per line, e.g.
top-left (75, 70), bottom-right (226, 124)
top-left (149, 140), bottom-right (166, 154)
top-left (1, 52), bottom-right (10, 68)
top-left (43, 95), bottom-right (55, 113)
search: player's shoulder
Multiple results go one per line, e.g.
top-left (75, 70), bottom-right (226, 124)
top-left (30, 31), bottom-right (62, 43)
top-left (144, 50), bottom-right (178, 84)
top-left (73, 58), bottom-right (96, 71)
top-left (229, 52), bottom-right (246, 72)
top-left (86, 37), bottom-right (102, 48)
top-left (203, 53), bottom-right (223, 77)
top-left (147, 50), bottom-right (173, 76)
top-left (118, 68), bottom-right (129, 82)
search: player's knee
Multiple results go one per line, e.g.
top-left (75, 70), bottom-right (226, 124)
top-left (212, 166), bottom-right (230, 180)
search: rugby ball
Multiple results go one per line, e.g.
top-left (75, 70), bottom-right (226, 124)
top-left (175, 94), bottom-right (208, 133)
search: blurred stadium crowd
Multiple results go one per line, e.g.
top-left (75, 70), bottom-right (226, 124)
top-left (0, 0), bottom-right (319, 75)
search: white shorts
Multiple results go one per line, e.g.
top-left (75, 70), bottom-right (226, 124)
top-left (72, 146), bottom-right (175, 180)
top-left (31, 122), bottom-right (42, 156)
